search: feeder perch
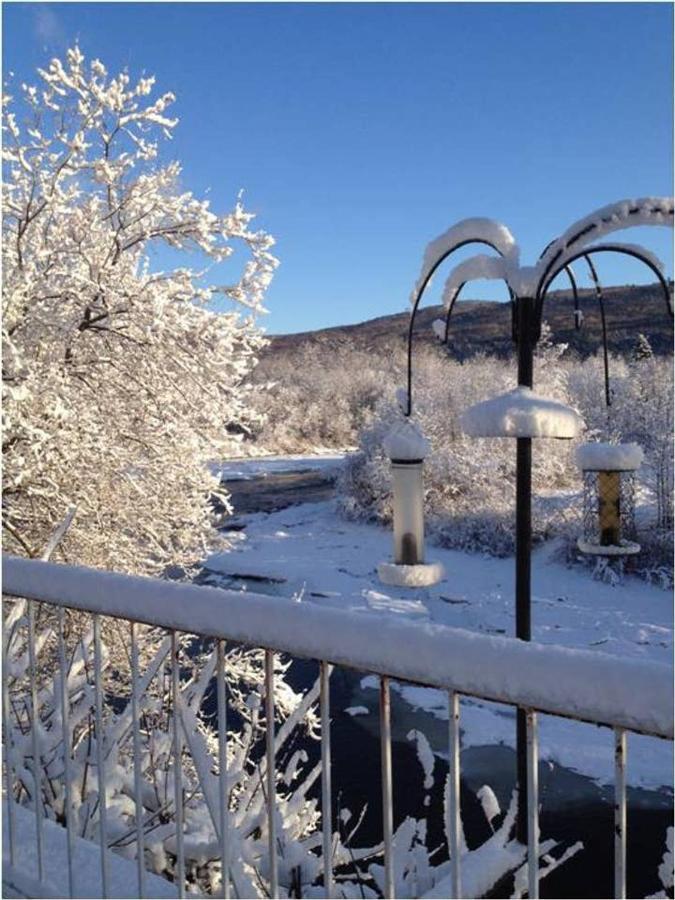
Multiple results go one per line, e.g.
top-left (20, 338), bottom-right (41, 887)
top-left (575, 442), bottom-right (643, 556)
top-left (377, 419), bottom-right (444, 588)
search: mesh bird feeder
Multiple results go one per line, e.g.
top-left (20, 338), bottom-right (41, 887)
top-left (575, 443), bottom-right (643, 556)
top-left (377, 419), bottom-right (444, 587)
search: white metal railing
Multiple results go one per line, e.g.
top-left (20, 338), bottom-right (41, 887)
top-left (2, 554), bottom-right (673, 900)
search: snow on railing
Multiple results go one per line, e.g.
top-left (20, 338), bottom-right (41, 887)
top-left (2, 554), bottom-right (673, 900)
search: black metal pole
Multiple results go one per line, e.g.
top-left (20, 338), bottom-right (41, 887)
top-left (515, 296), bottom-right (534, 844)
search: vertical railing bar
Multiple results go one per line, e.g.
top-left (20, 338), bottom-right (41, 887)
top-left (614, 728), bottom-right (627, 900)
top-left (380, 675), bottom-right (394, 900)
top-left (130, 621), bottom-right (146, 898)
top-left (217, 640), bottom-right (230, 900)
top-left (526, 709), bottom-right (539, 900)
top-left (2, 604), bottom-right (17, 868)
top-left (58, 607), bottom-right (76, 898)
top-left (172, 631), bottom-right (186, 898)
top-left (448, 691), bottom-right (462, 900)
top-left (27, 599), bottom-right (45, 882)
top-left (320, 661), bottom-right (333, 898)
top-left (265, 649), bottom-right (279, 899)
top-left (93, 614), bottom-right (110, 898)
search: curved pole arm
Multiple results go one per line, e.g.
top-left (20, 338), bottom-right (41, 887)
top-left (406, 238), bottom-right (507, 416)
top-left (535, 199), bottom-right (674, 298)
top-left (536, 244), bottom-right (674, 321)
top-left (564, 266), bottom-right (582, 331)
top-left (539, 260), bottom-right (612, 406)
top-left (583, 255), bottom-right (612, 407)
top-left (439, 278), bottom-right (514, 344)
top-left (442, 281), bottom-right (467, 343)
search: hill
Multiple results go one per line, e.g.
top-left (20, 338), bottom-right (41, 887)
top-left (264, 283), bottom-right (673, 361)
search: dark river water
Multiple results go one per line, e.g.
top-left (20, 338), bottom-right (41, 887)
top-left (204, 466), bottom-right (673, 899)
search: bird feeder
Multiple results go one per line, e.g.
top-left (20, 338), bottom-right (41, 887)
top-left (575, 443), bottom-right (643, 556)
top-left (460, 387), bottom-right (582, 440)
top-left (377, 419), bottom-right (444, 587)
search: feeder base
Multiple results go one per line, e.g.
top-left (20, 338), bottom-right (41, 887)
top-left (377, 561), bottom-right (445, 587)
top-left (577, 538), bottom-right (641, 557)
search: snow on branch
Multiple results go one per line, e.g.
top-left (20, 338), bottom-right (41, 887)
top-left (2, 46), bottom-right (278, 574)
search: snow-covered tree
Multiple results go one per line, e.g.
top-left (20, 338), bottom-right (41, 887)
top-left (3, 47), bottom-right (278, 573)
top-left (632, 332), bottom-right (654, 363)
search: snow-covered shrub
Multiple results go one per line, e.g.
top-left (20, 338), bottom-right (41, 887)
top-left (4, 602), bottom-right (328, 896)
top-left (251, 343), bottom-right (396, 453)
top-left (2, 47), bottom-right (278, 574)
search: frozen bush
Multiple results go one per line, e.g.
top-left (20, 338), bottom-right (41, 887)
top-left (251, 343), bottom-right (401, 452)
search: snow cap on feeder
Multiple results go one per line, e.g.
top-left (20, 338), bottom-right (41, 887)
top-left (575, 442), bottom-right (643, 472)
top-left (575, 442), bottom-right (643, 556)
top-left (382, 417), bottom-right (430, 461)
top-left (460, 387), bottom-right (582, 439)
top-left (378, 418), bottom-right (444, 588)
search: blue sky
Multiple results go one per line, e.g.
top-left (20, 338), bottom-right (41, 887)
top-left (3, 2), bottom-right (673, 334)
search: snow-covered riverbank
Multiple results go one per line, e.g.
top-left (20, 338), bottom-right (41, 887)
top-left (204, 455), bottom-right (673, 791)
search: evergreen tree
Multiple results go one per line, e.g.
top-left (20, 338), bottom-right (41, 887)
top-left (632, 332), bottom-right (654, 362)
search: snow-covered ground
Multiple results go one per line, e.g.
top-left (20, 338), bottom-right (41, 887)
top-left (204, 456), bottom-right (673, 792)
top-left (2, 800), bottom-right (177, 899)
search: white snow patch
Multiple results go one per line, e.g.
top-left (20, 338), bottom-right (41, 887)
top-left (377, 561), bottom-right (445, 588)
top-left (440, 254), bottom-right (509, 309)
top-left (2, 799), bottom-right (177, 898)
top-left (506, 263), bottom-right (540, 297)
top-left (344, 705), bottom-right (369, 717)
top-left (657, 826), bottom-right (673, 893)
top-left (575, 442), bottom-right (644, 472)
top-left (537, 197), bottom-right (673, 283)
top-left (411, 217), bottom-right (518, 303)
top-left (460, 387), bottom-right (582, 439)
top-left (382, 419), bottom-right (430, 461)
top-left (407, 729), bottom-right (435, 790)
top-left (577, 538), bottom-right (641, 557)
top-left (476, 784), bottom-right (501, 825)
top-left (365, 589), bottom-right (430, 617)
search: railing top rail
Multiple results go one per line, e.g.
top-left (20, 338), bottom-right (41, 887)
top-left (3, 554), bottom-right (673, 739)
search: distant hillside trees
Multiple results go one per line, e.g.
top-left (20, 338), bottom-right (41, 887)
top-left (3, 47), bottom-right (277, 572)
top-left (251, 342), bottom-right (393, 452)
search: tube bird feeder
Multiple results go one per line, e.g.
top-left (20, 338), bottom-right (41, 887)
top-left (575, 443), bottom-right (643, 556)
top-left (377, 419), bottom-right (444, 587)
